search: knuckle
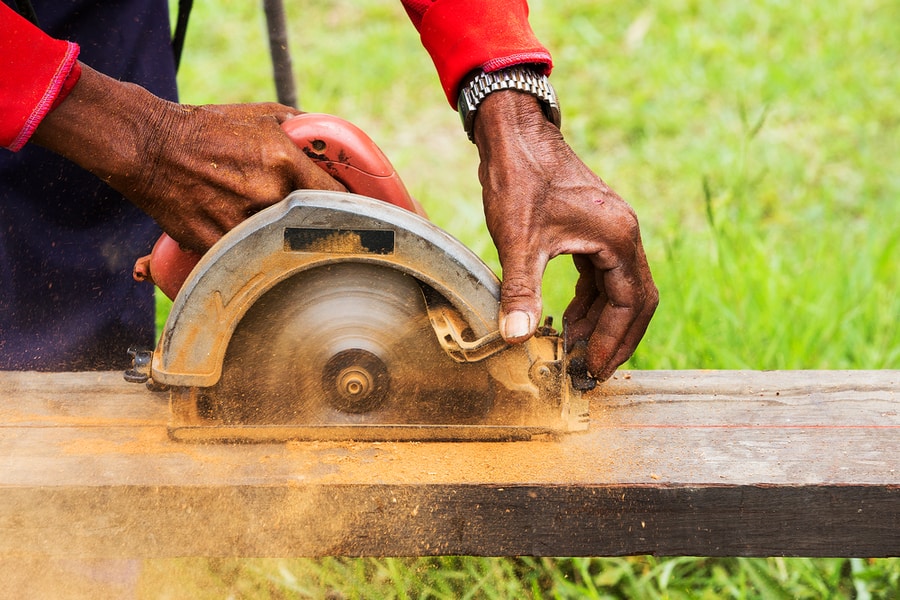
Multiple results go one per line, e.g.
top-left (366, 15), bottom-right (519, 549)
top-left (646, 282), bottom-right (660, 310)
top-left (501, 276), bottom-right (539, 301)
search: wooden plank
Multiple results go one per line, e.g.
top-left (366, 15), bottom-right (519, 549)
top-left (0, 370), bottom-right (897, 558)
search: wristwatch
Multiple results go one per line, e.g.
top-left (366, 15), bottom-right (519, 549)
top-left (457, 65), bottom-right (561, 143)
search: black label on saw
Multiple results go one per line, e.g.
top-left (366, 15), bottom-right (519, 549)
top-left (284, 228), bottom-right (395, 255)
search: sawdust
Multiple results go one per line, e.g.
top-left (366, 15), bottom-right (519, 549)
top-left (298, 230), bottom-right (367, 254)
top-left (12, 368), bottom-right (645, 490)
top-left (57, 427), bottom-right (175, 456)
top-left (55, 426), bottom-right (225, 467)
top-left (278, 415), bottom-right (623, 487)
top-left (1, 413), bottom-right (162, 428)
top-left (1, 558), bottom-right (140, 599)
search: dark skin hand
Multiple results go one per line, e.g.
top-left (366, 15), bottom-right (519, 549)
top-left (473, 90), bottom-right (658, 381)
top-left (31, 64), bottom-right (345, 253)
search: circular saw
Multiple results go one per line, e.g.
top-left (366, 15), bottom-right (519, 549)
top-left (126, 114), bottom-right (590, 442)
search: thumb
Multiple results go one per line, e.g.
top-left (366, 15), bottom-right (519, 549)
top-left (497, 253), bottom-right (547, 343)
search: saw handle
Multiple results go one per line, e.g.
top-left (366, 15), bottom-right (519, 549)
top-left (133, 113), bottom-right (423, 300)
top-left (282, 113), bottom-right (423, 214)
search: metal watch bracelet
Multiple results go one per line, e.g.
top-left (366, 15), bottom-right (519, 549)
top-left (457, 65), bottom-right (561, 143)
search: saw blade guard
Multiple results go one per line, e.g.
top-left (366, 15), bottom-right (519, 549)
top-left (149, 191), bottom-right (588, 439)
top-left (152, 191), bottom-right (503, 387)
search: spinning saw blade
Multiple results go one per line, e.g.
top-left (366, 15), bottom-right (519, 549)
top-left (210, 262), bottom-right (494, 427)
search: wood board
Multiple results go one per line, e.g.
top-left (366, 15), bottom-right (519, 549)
top-left (0, 370), bottom-right (897, 558)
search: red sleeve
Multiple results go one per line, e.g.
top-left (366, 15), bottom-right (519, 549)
top-left (1, 3), bottom-right (81, 151)
top-left (401, 0), bottom-right (553, 107)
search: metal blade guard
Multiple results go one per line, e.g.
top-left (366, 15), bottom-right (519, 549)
top-left (148, 191), bottom-right (588, 442)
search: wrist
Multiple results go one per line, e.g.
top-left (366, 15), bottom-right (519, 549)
top-left (457, 65), bottom-right (560, 143)
top-left (32, 64), bottom-right (172, 183)
top-left (48, 61), bottom-right (83, 112)
top-left (471, 89), bottom-right (562, 152)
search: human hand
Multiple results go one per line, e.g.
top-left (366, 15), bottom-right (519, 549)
top-left (32, 64), bottom-right (344, 252)
top-left (473, 90), bottom-right (658, 382)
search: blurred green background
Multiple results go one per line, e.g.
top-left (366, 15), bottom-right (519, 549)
top-left (149, 0), bottom-right (899, 596)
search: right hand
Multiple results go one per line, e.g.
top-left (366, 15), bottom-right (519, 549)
top-left (472, 90), bottom-right (658, 382)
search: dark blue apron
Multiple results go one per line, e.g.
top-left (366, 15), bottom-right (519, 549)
top-left (0, 0), bottom-right (177, 369)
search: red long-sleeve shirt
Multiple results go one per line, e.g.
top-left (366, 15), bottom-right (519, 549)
top-left (0, 2), bottom-right (80, 150)
top-left (1, 0), bottom-right (551, 150)
top-left (402, 0), bottom-right (552, 105)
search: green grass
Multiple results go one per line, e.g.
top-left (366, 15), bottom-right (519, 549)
top-left (153, 0), bottom-right (900, 596)
top-left (142, 556), bottom-right (900, 598)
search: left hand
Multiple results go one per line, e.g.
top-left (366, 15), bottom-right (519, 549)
top-left (473, 90), bottom-right (658, 382)
top-left (32, 64), bottom-right (345, 253)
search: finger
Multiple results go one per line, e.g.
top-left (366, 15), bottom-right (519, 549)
top-left (563, 255), bottom-right (597, 321)
top-left (497, 251), bottom-right (548, 343)
top-left (606, 291), bottom-right (657, 372)
top-left (289, 147), bottom-right (347, 192)
top-left (215, 102), bottom-right (302, 124)
top-left (270, 106), bottom-right (303, 123)
top-left (604, 251), bottom-right (659, 371)
top-left (586, 257), bottom-right (650, 380)
top-left (160, 214), bottom-right (221, 254)
top-left (563, 254), bottom-right (605, 344)
top-left (251, 128), bottom-right (347, 197)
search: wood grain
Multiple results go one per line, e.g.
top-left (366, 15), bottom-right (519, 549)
top-left (1, 370), bottom-right (897, 558)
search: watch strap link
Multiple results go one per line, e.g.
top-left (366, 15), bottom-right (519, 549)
top-left (458, 66), bottom-right (561, 142)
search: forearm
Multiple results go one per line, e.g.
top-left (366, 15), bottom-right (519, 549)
top-left (33, 64), bottom-right (342, 254)
top-left (401, 0), bottom-right (552, 106)
top-left (31, 63), bottom-right (172, 188)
